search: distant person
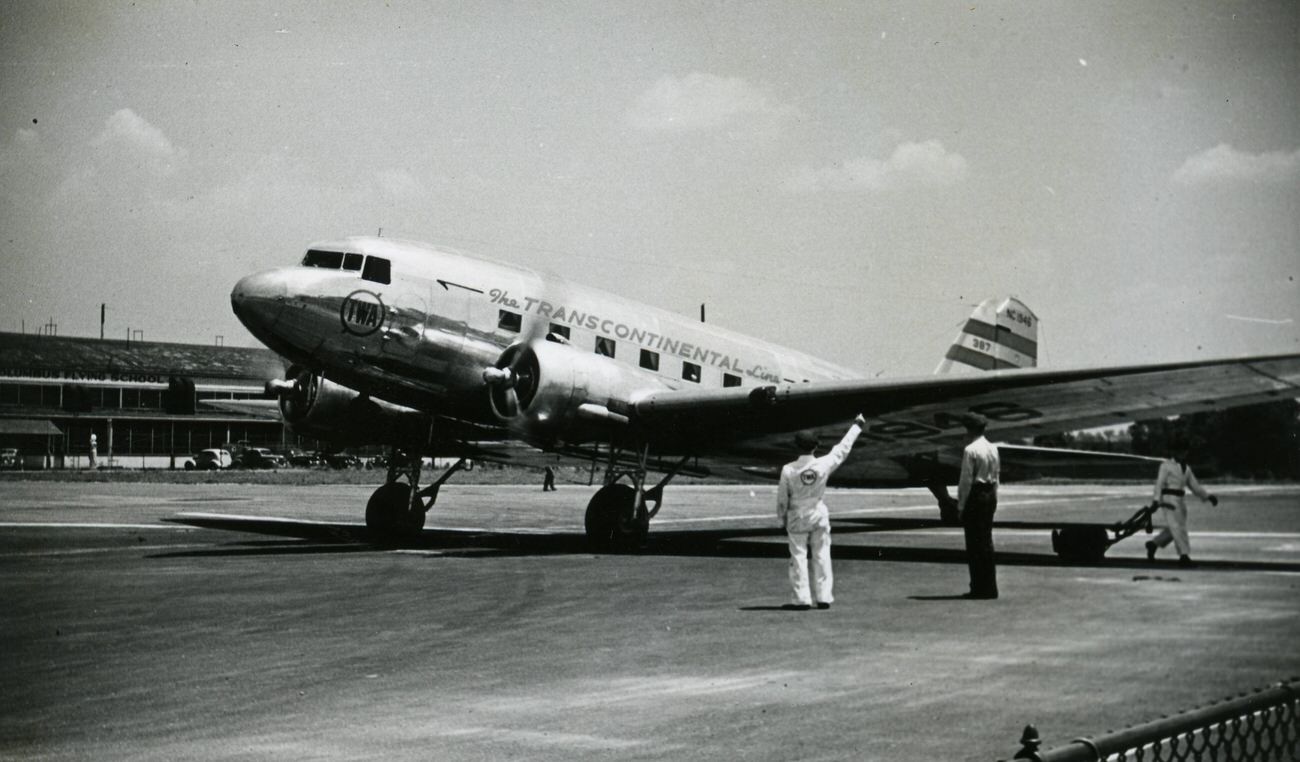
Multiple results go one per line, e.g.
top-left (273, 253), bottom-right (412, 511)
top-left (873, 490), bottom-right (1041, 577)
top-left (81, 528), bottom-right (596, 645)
top-left (1145, 443), bottom-right (1218, 567)
top-left (776, 413), bottom-right (866, 610)
top-left (958, 413), bottom-right (1000, 600)
top-left (88, 433), bottom-right (97, 469)
top-left (542, 465), bottom-right (557, 492)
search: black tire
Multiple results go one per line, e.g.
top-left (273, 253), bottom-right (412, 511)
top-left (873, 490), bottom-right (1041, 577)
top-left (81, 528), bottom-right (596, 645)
top-left (365, 482), bottom-right (425, 542)
top-left (584, 483), bottom-right (648, 552)
top-left (1051, 526), bottom-right (1109, 563)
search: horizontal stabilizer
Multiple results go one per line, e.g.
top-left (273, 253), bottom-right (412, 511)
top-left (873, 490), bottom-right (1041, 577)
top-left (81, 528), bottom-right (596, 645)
top-left (998, 444), bottom-right (1161, 481)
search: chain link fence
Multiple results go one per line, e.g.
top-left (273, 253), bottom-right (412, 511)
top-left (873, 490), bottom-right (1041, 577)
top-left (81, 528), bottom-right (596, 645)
top-left (1003, 678), bottom-right (1299, 761)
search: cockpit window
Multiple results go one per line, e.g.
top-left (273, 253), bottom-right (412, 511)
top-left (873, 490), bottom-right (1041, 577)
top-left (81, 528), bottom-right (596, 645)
top-left (303, 249), bottom-right (344, 269)
top-left (362, 256), bottom-right (391, 284)
top-left (303, 249), bottom-right (390, 283)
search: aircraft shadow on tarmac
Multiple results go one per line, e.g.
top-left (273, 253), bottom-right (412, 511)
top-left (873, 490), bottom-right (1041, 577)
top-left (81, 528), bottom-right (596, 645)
top-left (156, 514), bottom-right (1300, 575)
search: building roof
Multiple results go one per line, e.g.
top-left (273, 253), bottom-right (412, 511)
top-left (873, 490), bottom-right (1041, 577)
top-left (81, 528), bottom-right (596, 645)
top-left (0, 332), bottom-right (283, 381)
top-left (0, 418), bottom-right (62, 436)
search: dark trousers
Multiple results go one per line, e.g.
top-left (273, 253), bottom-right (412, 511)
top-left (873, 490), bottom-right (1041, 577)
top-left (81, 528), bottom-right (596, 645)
top-left (962, 485), bottom-right (998, 598)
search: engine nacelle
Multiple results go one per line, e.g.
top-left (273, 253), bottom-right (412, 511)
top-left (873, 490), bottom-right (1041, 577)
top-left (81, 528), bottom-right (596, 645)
top-left (274, 367), bottom-right (429, 445)
top-left (485, 340), bottom-right (670, 444)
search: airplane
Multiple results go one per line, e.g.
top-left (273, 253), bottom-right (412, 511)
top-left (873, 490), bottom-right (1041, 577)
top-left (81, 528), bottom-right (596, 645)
top-left (226, 235), bottom-right (1300, 559)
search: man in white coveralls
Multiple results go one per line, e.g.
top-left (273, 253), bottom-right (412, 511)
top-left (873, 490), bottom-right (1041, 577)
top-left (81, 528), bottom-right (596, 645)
top-left (1145, 442), bottom-right (1218, 567)
top-left (777, 413), bottom-right (866, 610)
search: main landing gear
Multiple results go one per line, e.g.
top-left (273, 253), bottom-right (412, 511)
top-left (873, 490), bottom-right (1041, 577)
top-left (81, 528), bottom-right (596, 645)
top-left (928, 483), bottom-right (961, 526)
top-left (583, 445), bottom-right (687, 552)
top-left (365, 447), bottom-right (468, 542)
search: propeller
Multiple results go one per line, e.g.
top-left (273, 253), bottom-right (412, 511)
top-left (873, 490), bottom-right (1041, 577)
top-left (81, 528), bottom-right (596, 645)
top-left (265, 365), bottom-right (317, 420)
top-left (481, 275), bottom-right (561, 420)
top-left (483, 342), bottom-right (540, 419)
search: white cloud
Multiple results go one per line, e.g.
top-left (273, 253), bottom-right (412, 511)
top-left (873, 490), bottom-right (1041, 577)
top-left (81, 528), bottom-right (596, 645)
top-left (626, 72), bottom-right (797, 134)
top-left (91, 108), bottom-right (185, 176)
top-left (782, 140), bottom-right (969, 194)
top-left (49, 109), bottom-right (188, 204)
top-left (1172, 143), bottom-right (1300, 186)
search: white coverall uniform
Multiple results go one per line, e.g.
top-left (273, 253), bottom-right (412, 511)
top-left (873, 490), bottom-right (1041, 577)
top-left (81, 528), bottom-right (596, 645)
top-left (777, 423), bottom-right (862, 606)
top-left (1150, 458), bottom-right (1212, 557)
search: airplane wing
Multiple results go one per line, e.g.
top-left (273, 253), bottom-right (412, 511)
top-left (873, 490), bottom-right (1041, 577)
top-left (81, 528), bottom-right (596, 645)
top-left (200, 398), bottom-right (283, 419)
top-left (632, 353), bottom-right (1300, 458)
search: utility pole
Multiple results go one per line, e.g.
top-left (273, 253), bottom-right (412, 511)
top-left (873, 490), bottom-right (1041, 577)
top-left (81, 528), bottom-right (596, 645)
top-left (100, 303), bottom-right (105, 340)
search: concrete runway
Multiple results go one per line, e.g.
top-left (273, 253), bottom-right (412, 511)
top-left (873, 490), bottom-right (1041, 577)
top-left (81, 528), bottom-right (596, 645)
top-left (2, 481), bottom-right (1298, 760)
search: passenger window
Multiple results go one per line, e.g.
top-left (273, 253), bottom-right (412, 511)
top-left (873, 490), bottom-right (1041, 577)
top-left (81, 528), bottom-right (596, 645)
top-left (640, 349), bottom-right (659, 371)
top-left (723, 373), bottom-right (741, 387)
top-left (302, 249), bottom-right (344, 269)
top-left (498, 310), bottom-right (522, 333)
top-left (594, 336), bottom-right (615, 358)
top-left (342, 252), bottom-right (364, 271)
top-left (362, 256), bottom-right (391, 285)
top-left (547, 324), bottom-right (571, 343)
top-left (682, 362), bottom-right (701, 383)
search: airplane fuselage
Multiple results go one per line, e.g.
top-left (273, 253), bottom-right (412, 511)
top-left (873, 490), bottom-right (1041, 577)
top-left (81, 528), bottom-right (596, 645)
top-left (233, 236), bottom-right (860, 427)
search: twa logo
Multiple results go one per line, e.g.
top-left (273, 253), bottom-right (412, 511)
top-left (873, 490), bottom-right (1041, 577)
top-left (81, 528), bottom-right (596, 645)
top-left (339, 290), bottom-right (386, 336)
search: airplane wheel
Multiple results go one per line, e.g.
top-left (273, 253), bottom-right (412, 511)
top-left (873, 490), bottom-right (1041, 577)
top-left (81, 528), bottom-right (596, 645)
top-left (366, 482), bottom-right (425, 541)
top-left (1051, 526), bottom-right (1109, 563)
top-left (584, 483), bottom-right (648, 552)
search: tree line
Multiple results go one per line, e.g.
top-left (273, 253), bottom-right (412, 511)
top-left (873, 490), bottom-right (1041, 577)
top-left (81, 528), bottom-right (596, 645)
top-left (1033, 400), bottom-right (1300, 479)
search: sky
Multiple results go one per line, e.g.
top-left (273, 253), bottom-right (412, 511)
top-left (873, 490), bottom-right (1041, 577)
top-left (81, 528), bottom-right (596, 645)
top-left (2, 1), bottom-right (1297, 376)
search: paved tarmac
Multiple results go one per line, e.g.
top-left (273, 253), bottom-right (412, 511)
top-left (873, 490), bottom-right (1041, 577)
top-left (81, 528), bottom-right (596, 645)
top-left (1, 480), bottom-right (1298, 761)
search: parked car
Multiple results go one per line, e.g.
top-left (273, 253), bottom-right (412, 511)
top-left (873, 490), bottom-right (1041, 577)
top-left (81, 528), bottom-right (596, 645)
top-left (240, 447), bottom-right (286, 469)
top-left (323, 452), bottom-right (361, 469)
top-left (0, 448), bottom-right (19, 469)
top-left (285, 449), bottom-right (320, 467)
top-left (188, 448), bottom-right (233, 470)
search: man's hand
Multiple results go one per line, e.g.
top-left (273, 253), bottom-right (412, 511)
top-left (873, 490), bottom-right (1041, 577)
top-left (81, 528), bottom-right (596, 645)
top-left (1208, 494), bottom-right (1219, 507)
top-left (853, 413), bottom-right (866, 427)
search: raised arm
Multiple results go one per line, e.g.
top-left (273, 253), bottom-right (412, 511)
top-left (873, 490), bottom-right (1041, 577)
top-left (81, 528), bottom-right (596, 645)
top-left (822, 414), bottom-right (867, 473)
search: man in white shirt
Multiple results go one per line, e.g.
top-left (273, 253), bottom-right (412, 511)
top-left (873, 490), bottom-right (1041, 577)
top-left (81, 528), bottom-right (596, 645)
top-left (777, 414), bottom-right (866, 610)
top-left (957, 413), bottom-right (1000, 599)
top-left (1145, 443), bottom-right (1217, 567)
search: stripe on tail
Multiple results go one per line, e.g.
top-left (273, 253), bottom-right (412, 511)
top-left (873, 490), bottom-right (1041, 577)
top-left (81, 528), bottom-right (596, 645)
top-left (934, 296), bottom-right (1038, 374)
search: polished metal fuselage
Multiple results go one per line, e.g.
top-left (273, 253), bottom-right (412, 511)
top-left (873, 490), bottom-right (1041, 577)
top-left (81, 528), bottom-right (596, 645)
top-left (233, 237), bottom-right (860, 417)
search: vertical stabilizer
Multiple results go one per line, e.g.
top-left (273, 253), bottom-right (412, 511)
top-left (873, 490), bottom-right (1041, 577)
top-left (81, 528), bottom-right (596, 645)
top-left (934, 296), bottom-right (1038, 374)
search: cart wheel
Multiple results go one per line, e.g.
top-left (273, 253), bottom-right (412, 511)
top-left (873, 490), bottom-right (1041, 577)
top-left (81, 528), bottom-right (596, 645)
top-left (1051, 526), bottom-right (1109, 563)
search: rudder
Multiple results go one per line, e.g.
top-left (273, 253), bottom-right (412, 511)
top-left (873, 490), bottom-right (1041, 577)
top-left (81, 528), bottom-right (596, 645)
top-left (934, 296), bottom-right (1038, 374)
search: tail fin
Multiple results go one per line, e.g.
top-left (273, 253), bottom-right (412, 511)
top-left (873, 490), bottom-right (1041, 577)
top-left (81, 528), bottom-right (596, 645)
top-left (934, 296), bottom-right (1038, 374)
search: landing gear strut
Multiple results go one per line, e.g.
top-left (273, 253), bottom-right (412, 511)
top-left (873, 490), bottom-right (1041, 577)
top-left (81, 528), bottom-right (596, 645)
top-left (928, 483), bottom-right (961, 526)
top-left (365, 447), bottom-right (468, 542)
top-left (583, 445), bottom-right (684, 552)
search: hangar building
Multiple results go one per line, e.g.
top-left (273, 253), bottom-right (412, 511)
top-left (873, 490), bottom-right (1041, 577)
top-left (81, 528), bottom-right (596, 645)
top-left (0, 331), bottom-right (294, 469)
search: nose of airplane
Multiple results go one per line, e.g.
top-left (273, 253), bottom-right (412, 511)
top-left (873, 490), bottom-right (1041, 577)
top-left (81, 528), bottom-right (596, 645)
top-left (230, 270), bottom-right (287, 338)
